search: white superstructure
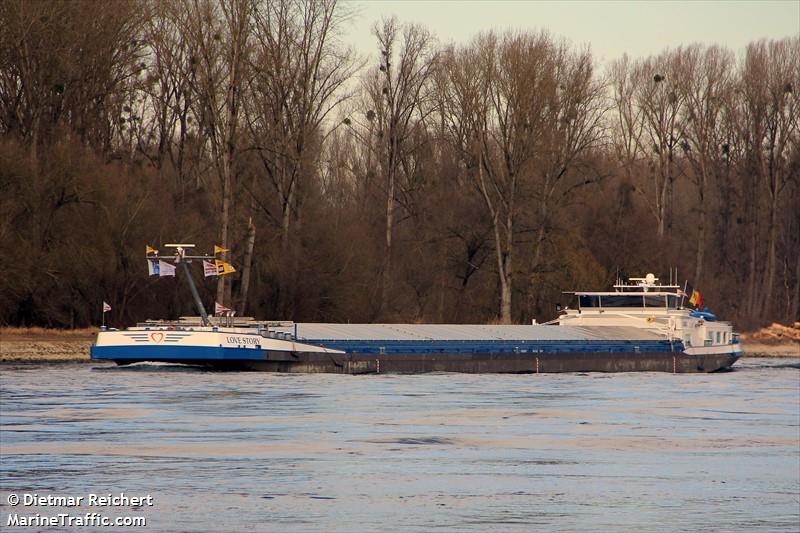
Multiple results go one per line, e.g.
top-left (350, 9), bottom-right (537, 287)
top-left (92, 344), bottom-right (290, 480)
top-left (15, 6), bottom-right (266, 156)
top-left (559, 273), bottom-right (741, 357)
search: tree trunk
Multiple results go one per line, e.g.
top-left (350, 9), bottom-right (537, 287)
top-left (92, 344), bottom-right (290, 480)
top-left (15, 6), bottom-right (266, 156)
top-left (476, 151), bottom-right (513, 324)
top-left (281, 177), bottom-right (295, 251)
top-left (177, 107), bottom-right (188, 195)
top-left (384, 169), bottom-right (394, 284)
top-left (715, 160), bottom-right (733, 271)
top-left (528, 198), bottom-right (548, 318)
top-left (694, 166), bottom-right (706, 283)
top-left (656, 161), bottom-right (668, 239)
top-left (791, 253), bottom-right (800, 324)
top-left (215, 160), bottom-right (231, 307)
top-left (500, 192), bottom-right (514, 325)
top-left (493, 216), bottom-right (512, 324)
top-left (215, 14), bottom-right (244, 309)
top-left (238, 217), bottom-right (256, 316)
top-left (499, 265), bottom-right (512, 323)
top-left (381, 139), bottom-right (396, 316)
top-left (761, 191), bottom-right (779, 316)
top-left (695, 198), bottom-right (705, 284)
top-left (745, 194), bottom-right (759, 317)
top-left (30, 114), bottom-right (39, 172)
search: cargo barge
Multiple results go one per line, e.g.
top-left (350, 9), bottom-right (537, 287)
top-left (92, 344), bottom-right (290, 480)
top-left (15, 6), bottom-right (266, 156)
top-left (90, 245), bottom-right (742, 373)
top-left (93, 320), bottom-right (739, 373)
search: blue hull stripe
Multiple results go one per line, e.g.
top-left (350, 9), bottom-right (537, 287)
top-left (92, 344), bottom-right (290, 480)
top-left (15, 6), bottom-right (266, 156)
top-left (91, 345), bottom-right (266, 362)
top-left (92, 339), bottom-right (683, 364)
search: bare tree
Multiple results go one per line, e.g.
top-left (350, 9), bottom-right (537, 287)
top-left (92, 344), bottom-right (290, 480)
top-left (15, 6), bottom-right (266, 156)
top-left (737, 38), bottom-right (799, 316)
top-left (179, 0), bottom-right (253, 308)
top-left (674, 44), bottom-right (735, 283)
top-left (242, 0), bottom-right (358, 315)
top-left (526, 43), bottom-right (608, 317)
top-left (0, 1), bottom-right (147, 159)
top-left (246, 0), bottom-right (357, 245)
top-left (612, 51), bottom-right (687, 240)
top-left (610, 55), bottom-right (646, 191)
top-left (136, 2), bottom-right (201, 196)
top-left (365, 17), bottom-right (437, 316)
top-left (442, 31), bottom-right (575, 323)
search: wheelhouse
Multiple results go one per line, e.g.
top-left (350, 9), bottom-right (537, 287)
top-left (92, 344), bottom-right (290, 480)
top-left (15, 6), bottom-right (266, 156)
top-left (577, 293), bottom-right (683, 310)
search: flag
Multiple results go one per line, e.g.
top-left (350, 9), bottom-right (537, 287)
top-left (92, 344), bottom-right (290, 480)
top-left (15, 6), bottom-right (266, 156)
top-left (103, 301), bottom-right (111, 313)
top-left (689, 289), bottom-right (703, 307)
top-left (215, 260), bottom-right (236, 276)
top-left (147, 259), bottom-right (160, 276)
top-left (214, 245), bottom-right (229, 255)
top-left (146, 245), bottom-right (158, 255)
top-left (215, 301), bottom-right (232, 315)
top-left (158, 260), bottom-right (176, 277)
top-left (203, 260), bottom-right (218, 277)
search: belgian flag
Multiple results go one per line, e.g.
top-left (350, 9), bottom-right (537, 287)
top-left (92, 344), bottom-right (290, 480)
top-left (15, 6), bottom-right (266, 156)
top-left (689, 289), bottom-right (703, 308)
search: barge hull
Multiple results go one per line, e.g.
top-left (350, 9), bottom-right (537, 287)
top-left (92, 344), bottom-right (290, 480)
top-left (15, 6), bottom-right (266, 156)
top-left (111, 350), bottom-right (740, 374)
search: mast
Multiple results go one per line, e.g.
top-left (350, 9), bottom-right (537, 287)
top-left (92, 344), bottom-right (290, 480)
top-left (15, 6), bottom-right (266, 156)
top-left (149, 244), bottom-right (216, 326)
top-left (181, 262), bottom-right (209, 325)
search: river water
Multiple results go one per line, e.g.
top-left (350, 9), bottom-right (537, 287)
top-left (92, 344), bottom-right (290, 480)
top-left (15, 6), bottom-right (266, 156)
top-left (1, 357), bottom-right (798, 532)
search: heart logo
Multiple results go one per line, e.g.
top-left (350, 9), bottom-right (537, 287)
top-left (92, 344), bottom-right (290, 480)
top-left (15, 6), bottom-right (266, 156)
top-left (150, 332), bottom-right (165, 343)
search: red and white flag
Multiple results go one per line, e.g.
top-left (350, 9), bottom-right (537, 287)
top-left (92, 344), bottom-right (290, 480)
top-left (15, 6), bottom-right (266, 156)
top-left (103, 301), bottom-right (112, 313)
top-left (214, 301), bottom-right (234, 315)
top-left (203, 260), bottom-right (218, 277)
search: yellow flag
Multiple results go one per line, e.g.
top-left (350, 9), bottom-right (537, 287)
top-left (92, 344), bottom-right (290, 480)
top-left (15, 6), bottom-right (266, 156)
top-left (215, 260), bottom-right (236, 276)
top-left (146, 245), bottom-right (158, 255)
top-left (214, 245), bottom-right (229, 255)
top-left (689, 290), bottom-right (702, 307)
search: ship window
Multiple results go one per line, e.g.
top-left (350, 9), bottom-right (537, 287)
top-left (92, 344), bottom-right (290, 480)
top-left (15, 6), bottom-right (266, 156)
top-left (579, 295), bottom-right (600, 308)
top-left (644, 295), bottom-right (666, 307)
top-left (715, 331), bottom-right (721, 344)
top-left (601, 295), bottom-right (645, 307)
top-left (666, 295), bottom-right (680, 308)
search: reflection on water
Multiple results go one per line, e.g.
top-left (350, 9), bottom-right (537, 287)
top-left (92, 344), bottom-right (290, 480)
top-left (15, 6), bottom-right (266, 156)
top-left (1, 358), bottom-right (798, 531)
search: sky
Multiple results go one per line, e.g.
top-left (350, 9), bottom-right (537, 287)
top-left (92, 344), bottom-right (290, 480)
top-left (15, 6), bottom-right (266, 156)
top-left (345, 0), bottom-right (800, 66)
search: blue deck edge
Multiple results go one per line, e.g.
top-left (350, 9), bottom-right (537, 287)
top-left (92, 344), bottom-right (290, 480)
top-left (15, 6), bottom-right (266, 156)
top-left (303, 339), bottom-right (681, 354)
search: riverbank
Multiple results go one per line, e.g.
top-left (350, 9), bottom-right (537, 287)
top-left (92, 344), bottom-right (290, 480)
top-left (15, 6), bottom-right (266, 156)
top-left (740, 341), bottom-right (799, 357)
top-left (1, 328), bottom-right (96, 362)
top-left (1, 327), bottom-right (797, 362)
